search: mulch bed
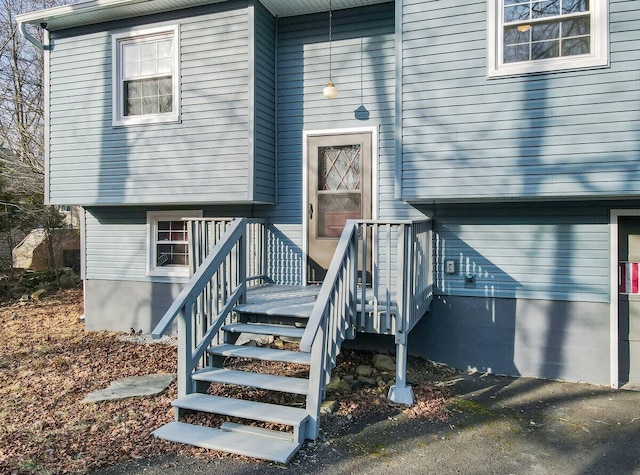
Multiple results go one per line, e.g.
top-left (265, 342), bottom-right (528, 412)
top-left (0, 288), bottom-right (450, 474)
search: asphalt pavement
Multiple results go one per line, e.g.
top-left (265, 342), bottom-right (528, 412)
top-left (93, 373), bottom-right (640, 474)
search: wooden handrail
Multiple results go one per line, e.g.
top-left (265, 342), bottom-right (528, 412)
top-left (301, 218), bottom-right (433, 438)
top-left (300, 219), bottom-right (358, 352)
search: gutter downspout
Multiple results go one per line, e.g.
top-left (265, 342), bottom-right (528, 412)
top-left (19, 21), bottom-right (47, 50)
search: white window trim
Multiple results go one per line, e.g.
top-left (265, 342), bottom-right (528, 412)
top-left (146, 210), bottom-right (202, 279)
top-left (487, 0), bottom-right (609, 78)
top-left (112, 24), bottom-right (180, 126)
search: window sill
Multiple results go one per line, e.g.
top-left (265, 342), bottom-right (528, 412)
top-left (112, 113), bottom-right (180, 128)
top-left (488, 55), bottom-right (610, 78)
top-left (147, 269), bottom-right (190, 281)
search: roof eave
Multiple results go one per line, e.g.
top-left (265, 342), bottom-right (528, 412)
top-left (16, 0), bottom-right (220, 31)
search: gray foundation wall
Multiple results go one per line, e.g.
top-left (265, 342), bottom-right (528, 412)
top-left (411, 295), bottom-right (611, 385)
top-left (84, 279), bottom-right (183, 333)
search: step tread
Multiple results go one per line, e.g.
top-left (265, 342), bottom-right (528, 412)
top-left (222, 323), bottom-right (305, 339)
top-left (220, 421), bottom-right (294, 441)
top-left (172, 393), bottom-right (308, 426)
top-left (235, 302), bottom-right (314, 319)
top-left (208, 344), bottom-right (311, 365)
top-left (192, 367), bottom-right (309, 395)
top-left (153, 421), bottom-right (300, 464)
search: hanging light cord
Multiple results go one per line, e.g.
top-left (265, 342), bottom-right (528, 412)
top-left (329, 0), bottom-right (333, 82)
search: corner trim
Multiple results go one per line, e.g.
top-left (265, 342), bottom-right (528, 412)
top-left (394, 0), bottom-right (403, 200)
top-left (609, 209), bottom-right (640, 389)
top-left (43, 29), bottom-right (51, 203)
top-left (247, 1), bottom-right (256, 202)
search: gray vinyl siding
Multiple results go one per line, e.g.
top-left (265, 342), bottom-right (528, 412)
top-left (84, 204), bottom-right (255, 282)
top-left (400, 0), bottom-right (640, 202)
top-left (267, 2), bottom-right (416, 283)
top-left (84, 207), bottom-right (148, 282)
top-left (48, 2), bottom-right (262, 205)
top-left (252, 1), bottom-right (276, 203)
top-left (419, 201), bottom-right (612, 303)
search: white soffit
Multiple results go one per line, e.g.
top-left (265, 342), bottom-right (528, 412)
top-left (17, 0), bottom-right (391, 31)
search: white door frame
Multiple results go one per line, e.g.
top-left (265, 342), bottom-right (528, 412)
top-left (609, 209), bottom-right (640, 389)
top-left (302, 126), bottom-right (379, 286)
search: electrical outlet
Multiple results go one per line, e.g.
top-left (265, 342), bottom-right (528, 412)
top-left (445, 260), bottom-right (456, 274)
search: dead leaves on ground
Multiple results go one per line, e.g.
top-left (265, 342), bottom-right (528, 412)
top-left (0, 289), bottom-right (180, 474)
top-left (0, 289), bottom-right (450, 474)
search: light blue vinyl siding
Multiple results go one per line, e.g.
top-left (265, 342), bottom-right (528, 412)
top-left (84, 207), bottom-right (148, 282)
top-left (84, 205), bottom-right (254, 282)
top-left (262, 2), bottom-right (417, 284)
top-left (400, 0), bottom-right (640, 202)
top-left (420, 202), bottom-right (611, 303)
top-left (48, 2), bottom-right (277, 206)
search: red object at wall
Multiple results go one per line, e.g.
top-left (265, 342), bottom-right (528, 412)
top-left (620, 261), bottom-right (639, 294)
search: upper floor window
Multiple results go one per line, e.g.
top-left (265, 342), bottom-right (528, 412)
top-left (488, 0), bottom-right (608, 77)
top-left (112, 25), bottom-right (180, 126)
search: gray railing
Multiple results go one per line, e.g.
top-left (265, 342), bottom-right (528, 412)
top-left (151, 218), bottom-right (267, 398)
top-left (357, 219), bottom-right (433, 342)
top-left (300, 219), bottom-right (433, 437)
top-left (188, 218), bottom-right (267, 286)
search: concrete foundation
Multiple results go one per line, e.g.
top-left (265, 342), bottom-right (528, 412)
top-left (411, 295), bottom-right (610, 385)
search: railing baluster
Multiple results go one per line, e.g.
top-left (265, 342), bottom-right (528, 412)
top-left (359, 223), bottom-right (367, 331)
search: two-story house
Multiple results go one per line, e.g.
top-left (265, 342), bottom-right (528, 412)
top-left (17, 0), bottom-right (640, 462)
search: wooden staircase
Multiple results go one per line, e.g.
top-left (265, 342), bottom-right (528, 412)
top-left (153, 285), bottom-right (318, 463)
top-left (150, 218), bottom-right (433, 464)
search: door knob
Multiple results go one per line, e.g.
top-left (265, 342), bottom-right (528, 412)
top-left (308, 203), bottom-right (313, 219)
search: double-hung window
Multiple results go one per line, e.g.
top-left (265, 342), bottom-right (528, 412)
top-left (147, 211), bottom-right (202, 278)
top-left (112, 25), bottom-right (180, 126)
top-left (488, 0), bottom-right (608, 77)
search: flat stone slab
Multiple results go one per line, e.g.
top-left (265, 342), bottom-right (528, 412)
top-left (82, 373), bottom-right (175, 403)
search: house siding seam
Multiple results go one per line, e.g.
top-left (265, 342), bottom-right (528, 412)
top-left (252, 0), bottom-right (276, 203)
top-left (48, 2), bottom-right (253, 205)
top-left (401, 0), bottom-right (640, 202)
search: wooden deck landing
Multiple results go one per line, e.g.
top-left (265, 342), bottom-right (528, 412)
top-left (241, 284), bottom-right (399, 321)
top-left (240, 285), bottom-right (320, 318)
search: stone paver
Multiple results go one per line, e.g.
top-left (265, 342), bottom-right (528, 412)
top-left (82, 373), bottom-right (175, 403)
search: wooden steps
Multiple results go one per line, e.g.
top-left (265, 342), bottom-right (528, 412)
top-left (208, 343), bottom-right (311, 365)
top-left (153, 303), bottom-right (312, 464)
top-left (222, 322), bottom-right (305, 339)
top-left (192, 367), bottom-right (309, 395)
top-left (172, 393), bottom-right (308, 428)
top-left (153, 422), bottom-right (301, 464)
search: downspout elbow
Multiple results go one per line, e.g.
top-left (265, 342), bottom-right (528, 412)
top-left (19, 21), bottom-right (46, 50)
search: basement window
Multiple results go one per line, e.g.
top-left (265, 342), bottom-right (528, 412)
top-left (147, 210), bottom-right (202, 278)
top-left (112, 25), bottom-right (180, 126)
top-left (487, 0), bottom-right (609, 77)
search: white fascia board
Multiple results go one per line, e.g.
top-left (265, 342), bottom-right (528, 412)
top-left (16, 0), bottom-right (219, 31)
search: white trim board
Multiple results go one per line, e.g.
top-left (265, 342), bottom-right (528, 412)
top-left (609, 209), bottom-right (640, 389)
top-left (301, 126), bottom-right (379, 286)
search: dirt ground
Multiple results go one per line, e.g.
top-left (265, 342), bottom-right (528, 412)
top-left (0, 288), bottom-right (452, 474)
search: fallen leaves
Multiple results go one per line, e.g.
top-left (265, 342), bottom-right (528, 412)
top-left (0, 289), bottom-right (181, 474)
top-left (0, 288), bottom-right (451, 474)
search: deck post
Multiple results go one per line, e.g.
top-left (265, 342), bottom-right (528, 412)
top-left (305, 319), bottom-right (327, 440)
top-left (175, 303), bottom-right (193, 419)
top-left (387, 340), bottom-right (414, 405)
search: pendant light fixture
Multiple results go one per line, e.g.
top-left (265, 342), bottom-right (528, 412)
top-left (323, 0), bottom-right (338, 99)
